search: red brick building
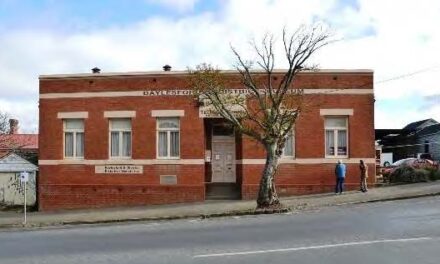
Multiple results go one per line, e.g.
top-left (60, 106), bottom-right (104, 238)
top-left (38, 69), bottom-right (375, 211)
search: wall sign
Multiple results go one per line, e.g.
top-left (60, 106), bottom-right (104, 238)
top-left (142, 89), bottom-right (252, 97)
top-left (142, 89), bottom-right (251, 118)
top-left (95, 165), bottom-right (143, 174)
top-left (143, 90), bottom-right (193, 96)
top-left (160, 175), bottom-right (177, 185)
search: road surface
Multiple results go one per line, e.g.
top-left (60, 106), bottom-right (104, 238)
top-left (1, 196), bottom-right (439, 263)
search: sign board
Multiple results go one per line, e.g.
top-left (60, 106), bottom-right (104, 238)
top-left (95, 165), bottom-right (143, 174)
top-left (160, 175), bottom-right (177, 185)
top-left (20, 172), bottom-right (29, 183)
top-left (142, 89), bottom-right (252, 97)
top-left (143, 89), bottom-right (193, 96)
top-left (198, 94), bottom-right (246, 118)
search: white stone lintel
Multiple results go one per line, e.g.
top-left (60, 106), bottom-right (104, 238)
top-left (151, 110), bottom-right (185, 117)
top-left (104, 111), bottom-right (136, 118)
top-left (57, 112), bottom-right (88, 119)
top-left (320, 109), bottom-right (354, 116)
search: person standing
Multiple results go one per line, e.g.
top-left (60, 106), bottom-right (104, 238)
top-left (359, 160), bottom-right (368, 192)
top-left (335, 160), bottom-right (346, 194)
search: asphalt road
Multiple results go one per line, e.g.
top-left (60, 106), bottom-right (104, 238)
top-left (1, 196), bottom-right (440, 264)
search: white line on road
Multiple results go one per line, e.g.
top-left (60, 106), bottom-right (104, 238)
top-left (193, 237), bottom-right (433, 258)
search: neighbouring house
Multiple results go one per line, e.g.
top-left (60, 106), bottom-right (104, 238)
top-left (375, 129), bottom-right (402, 166)
top-left (38, 67), bottom-right (375, 211)
top-left (0, 152), bottom-right (37, 206)
top-left (378, 119), bottom-right (440, 162)
top-left (0, 119), bottom-right (38, 206)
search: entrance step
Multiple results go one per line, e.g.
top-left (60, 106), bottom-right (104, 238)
top-left (206, 183), bottom-right (241, 200)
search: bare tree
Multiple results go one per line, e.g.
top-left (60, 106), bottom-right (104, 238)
top-left (189, 25), bottom-right (332, 209)
top-left (0, 111), bottom-right (12, 150)
top-left (0, 111), bottom-right (33, 153)
top-left (0, 111), bottom-right (9, 134)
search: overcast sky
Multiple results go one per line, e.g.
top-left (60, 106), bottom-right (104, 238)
top-left (0, 0), bottom-right (439, 132)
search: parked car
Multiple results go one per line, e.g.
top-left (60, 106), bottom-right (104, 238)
top-left (382, 158), bottom-right (437, 175)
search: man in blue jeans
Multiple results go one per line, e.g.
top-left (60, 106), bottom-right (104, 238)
top-left (335, 160), bottom-right (346, 194)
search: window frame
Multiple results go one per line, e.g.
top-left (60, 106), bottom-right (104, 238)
top-left (63, 119), bottom-right (84, 159)
top-left (324, 116), bottom-right (349, 158)
top-left (109, 118), bottom-right (132, 159)
top-left (282, 128), bottom-right (295, 158)
top-left (156, 117), bottom-right (180, 159)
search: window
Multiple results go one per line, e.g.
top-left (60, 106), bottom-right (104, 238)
top-left (64, 119), bottom-right (84, 158)
top-left (110, 119), bottom-right (131, 158)
top-left (424, 140), bottom-right (430, 153)
top-left (157, 117), bottom-right (180, 158)
top-left (325, 117), bottom-right (348, 157)
top-left (283, 130), bottom-right (295, 157)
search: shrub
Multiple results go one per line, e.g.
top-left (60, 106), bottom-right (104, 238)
top-left (413, 169), bottom-right (431, 182)
top-left (426, 167), bottom-right (440, 181)
top-left (389, 166), bottom-right (413, 183)
top-left (389, 166), bottom-right (431, 183)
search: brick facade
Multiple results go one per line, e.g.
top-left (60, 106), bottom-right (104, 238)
top-left (39, 70), bottom-right (375, 211)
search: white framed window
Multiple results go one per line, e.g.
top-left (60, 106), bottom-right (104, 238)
top-left (64, 119), bottom-right (84, 159)
top-left (282, 130), bottom-right (295, 157)
top-left (109, 119), bottom-right (132, 158)
top-left (325, 117), bottom-right (348, 157)
top-left (157, 117), bottom-right (180, 159)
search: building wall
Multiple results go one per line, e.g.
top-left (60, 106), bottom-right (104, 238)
top-left (384, 133), bottom-right (440, 162)
top-left (0, 172), bottom-right (37, 206)
top-left (38, 95), bottom-right (206, 210)
top-left (415, 133), bottom-right (440, 161)
top-left (39, 71), bottom-right (375, 211)
top-left (240, 93), bottom-right (376, 198)
top-left (241, 163), bottom-right (376, 199)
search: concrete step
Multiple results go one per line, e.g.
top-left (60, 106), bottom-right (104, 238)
top-left (206, 183), bottom-right (241, 200)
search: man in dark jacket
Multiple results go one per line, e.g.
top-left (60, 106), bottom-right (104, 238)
top-left (359, 160), bottom-right (368, 192)
top-left (335, 160), bottom-right (346, 194)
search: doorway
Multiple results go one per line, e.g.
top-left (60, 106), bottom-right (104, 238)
top-left (205, 121), bottom-right (240, 200)
top-left (211, 123), bottom-right (236, 182)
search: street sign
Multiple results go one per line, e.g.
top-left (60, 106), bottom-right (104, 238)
top-left (20, 171), bottom-right (29, 225)
top-left (20, 172), bottom-right (29, 183)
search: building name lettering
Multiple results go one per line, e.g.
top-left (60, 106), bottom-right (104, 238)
top-left (95, 165), bottom-right (143, 174)
top-left (142, 89), bottom-right (263, 97)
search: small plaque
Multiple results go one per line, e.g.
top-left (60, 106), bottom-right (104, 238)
top-left (160, 175), bottom-right (177, 185)
top-left (95, 165), bottom-right (143, 174)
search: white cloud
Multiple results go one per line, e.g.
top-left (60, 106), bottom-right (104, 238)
top-left (375, 103), bottom-right (440, 129)
top-left (0, 98), bottom-right (38, 133)
top-left (318, 0), bottom-right (440, 100)
top-left (1, 0), bottom-right (440, 130)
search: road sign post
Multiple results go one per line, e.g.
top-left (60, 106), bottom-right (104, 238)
top-left (20, 172), bottom-right (29, 225)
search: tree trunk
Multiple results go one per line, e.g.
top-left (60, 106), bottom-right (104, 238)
top-left (256, 142), bottom-right (280, 209)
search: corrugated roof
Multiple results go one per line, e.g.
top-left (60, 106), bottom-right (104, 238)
top-left (402, 118), bottom-right (438, 132)
top-left (0, 134), bottom-right (38, 150)
top-left (0, 150), bottom-right (9, 159)
top-left (417, 124), bottom-right (440, 137)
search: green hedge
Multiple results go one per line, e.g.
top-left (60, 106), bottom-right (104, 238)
top-left (387, 166), bottom-right (440, 183)
top-left (427, 167), bottom-right (440, 181)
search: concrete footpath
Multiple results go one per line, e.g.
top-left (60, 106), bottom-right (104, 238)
top-left (1, 181), bottom-right (440, 229)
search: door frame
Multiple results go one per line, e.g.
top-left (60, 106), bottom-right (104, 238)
top-left (211, 123), bottom-right (236, 183)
